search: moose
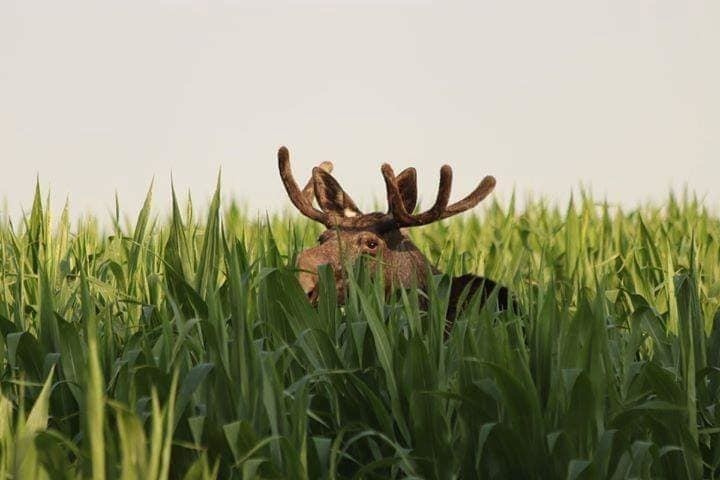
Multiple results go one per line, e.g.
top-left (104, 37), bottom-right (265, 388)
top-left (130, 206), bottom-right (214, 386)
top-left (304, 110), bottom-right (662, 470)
top-left (278, 146), bottom-right (510, 330)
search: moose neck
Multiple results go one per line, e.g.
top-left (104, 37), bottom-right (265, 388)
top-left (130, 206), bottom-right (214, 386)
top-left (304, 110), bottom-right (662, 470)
top-left (380, 229), bottom-right (440, 288)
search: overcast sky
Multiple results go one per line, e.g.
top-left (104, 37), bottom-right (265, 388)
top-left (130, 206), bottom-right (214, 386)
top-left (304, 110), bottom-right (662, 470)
top-left (1, 1), bottom-right (718, 221)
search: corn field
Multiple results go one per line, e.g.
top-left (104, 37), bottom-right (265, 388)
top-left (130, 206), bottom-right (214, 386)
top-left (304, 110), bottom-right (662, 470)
top-left (0, 181), bottom-right (719, 479)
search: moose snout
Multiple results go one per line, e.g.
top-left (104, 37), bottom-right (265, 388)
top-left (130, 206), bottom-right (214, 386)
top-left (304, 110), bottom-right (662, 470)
top-left (297, 248), bottom-right (332, 304)
top-left (298, 263), bottom-right (347, 306)
top-left (298, 267), bottom-right (321, 303)
top-left (297, 243), bottom-right (348, 305)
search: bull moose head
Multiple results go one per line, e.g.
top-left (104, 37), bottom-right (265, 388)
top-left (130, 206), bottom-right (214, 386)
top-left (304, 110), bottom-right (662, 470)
top-left (278, 146), bottom-right (510, 328)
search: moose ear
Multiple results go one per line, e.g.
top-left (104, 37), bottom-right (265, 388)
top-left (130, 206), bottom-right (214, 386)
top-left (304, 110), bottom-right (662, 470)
top-left (395, 167), bottom-right (417, 213)
top-left (312, 168), bottom-right (363, 217)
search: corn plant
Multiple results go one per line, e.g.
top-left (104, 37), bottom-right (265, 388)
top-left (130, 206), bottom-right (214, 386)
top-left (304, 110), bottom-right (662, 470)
top-left (0, 183), bottom-right (718, 478)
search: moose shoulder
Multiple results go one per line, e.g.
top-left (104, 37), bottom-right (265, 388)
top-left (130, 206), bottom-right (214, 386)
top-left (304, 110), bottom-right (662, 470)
top-left (278, 146), bottom-right (511, 332)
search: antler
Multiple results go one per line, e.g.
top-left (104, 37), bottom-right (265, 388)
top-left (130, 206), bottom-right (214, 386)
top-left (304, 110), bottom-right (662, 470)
top-left (280, 146), bottom-right (496, 230)
top-left (302, 161), bottom-right (333, 204)
top-left (278, 147), bottom-right (363, 228)
top-left (278, 146), bottom-right (329, 224)
top-left (382, 163), bottom-right (496, 227)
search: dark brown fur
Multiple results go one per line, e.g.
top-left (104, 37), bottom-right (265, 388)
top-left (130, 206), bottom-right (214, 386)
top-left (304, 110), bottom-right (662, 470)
top-left (280, 146), bottom-right (510, 331)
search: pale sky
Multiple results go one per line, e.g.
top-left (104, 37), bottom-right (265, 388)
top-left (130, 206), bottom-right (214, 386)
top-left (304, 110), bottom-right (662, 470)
top-left (1, 1), bottom-right (719, 221)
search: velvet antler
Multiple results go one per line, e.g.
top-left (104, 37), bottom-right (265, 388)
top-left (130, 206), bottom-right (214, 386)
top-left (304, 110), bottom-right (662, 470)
top-left (302, 161), bottom-right (333, 204)
top-left (382, 163), bottom-right (495, 227)
top-left (280, 146), bottom-right (496, 230)
top-left (278, 147), bottom-right (365, 228)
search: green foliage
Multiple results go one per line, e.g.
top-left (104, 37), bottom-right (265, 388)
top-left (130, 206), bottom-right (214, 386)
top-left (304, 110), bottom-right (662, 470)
top-left (1, 185), bottom-right (719, 479)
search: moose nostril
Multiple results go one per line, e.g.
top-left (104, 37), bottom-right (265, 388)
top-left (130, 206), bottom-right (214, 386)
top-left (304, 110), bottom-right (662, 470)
top-left (307, 286), bottom-right (319, 305)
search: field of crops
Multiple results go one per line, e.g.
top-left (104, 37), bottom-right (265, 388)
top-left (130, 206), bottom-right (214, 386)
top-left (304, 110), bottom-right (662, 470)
top-left (0, 182), bottom-right (719, 479)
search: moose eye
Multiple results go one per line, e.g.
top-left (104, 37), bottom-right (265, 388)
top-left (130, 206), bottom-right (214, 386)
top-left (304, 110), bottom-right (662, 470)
top-left (365, 239), bottom-right (378, 250)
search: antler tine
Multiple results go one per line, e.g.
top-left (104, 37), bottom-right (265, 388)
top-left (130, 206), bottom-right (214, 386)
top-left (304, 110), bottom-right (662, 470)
top-left (410, 165), bottom-right (452, 224)
top-left (381, 163), bottom-right (416, 226)
top-left (395, 167), bottom-right (418, 213)
top-left (301, 161), bottom-right (333, 204)
top-left (440, 175), bottom-right (496, 219)
top-left (382, 163), bottom-right (453, 227)
top-left (278, 146), bottom-right (328, 224)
